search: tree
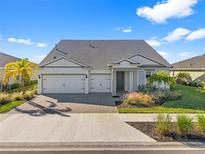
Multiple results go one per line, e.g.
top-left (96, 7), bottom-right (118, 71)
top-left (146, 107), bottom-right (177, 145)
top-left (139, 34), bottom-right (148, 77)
top-left (2, 59), bottom-right (38, 86)
top-left (148, 71), bottom-right (175, 90)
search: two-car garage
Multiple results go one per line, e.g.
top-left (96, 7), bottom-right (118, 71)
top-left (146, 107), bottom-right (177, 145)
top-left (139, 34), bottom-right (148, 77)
top-left (42, 74), bottom-right (86, 93)
top-left (41, 74), bottom-right (111, 94)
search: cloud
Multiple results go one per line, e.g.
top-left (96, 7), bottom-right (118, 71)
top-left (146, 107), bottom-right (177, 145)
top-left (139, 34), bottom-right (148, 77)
top-left (186, 28), bottom-right (205, 41)
top-left (137, 0), bottom-right (197, 23)
top-left (163, 28), bottom-right (191, 42)
top-left (158, 51), bottom-right (168, 58)
top-left (7, 37), bottom-right (47, 48)
top-left (146, 39), bottom-right (161, 47)
top-left (178, 52), bottom-right (197, 60)
top-left (36, 43), bottom-right (47, 48)
top-left (8, 37), bottom-right (32, 45)
top-left (115, 26), bottom-right (132, 33)
top-left (30, 55), bottom-right (46, 64)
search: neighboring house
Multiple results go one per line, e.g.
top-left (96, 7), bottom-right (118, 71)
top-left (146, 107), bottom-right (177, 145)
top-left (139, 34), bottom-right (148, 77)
top-left (0, 52), bottom-right (20, 90)
top-left (38, 40), bottom-right (171, 95)
top-left (0, 52), bottom-right (38, 90)
top-left (171, 54), bottom-right (205, 81)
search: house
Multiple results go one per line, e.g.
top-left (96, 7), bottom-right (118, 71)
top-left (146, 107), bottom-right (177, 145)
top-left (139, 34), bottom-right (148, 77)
top-left (171, 54), bottom-right (205, 81)
top-left (38, 40), bottom-right (171, 95)
top-left (0, 52), bottom-right (20, 90)
top-left (0, 52), bottom-right (39, 90)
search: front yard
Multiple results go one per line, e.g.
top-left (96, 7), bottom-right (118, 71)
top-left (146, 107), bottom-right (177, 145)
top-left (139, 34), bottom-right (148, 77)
top-left (0, 83), bottom-right (37, 113)
top-left (118, 84), bottom-right (205, 113)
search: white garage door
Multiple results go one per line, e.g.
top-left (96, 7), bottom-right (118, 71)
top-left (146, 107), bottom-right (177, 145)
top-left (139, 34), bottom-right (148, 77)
top-left (42, 74), bottom-right (85, 93)
top-left (90, 74), bottom-right (111, 92)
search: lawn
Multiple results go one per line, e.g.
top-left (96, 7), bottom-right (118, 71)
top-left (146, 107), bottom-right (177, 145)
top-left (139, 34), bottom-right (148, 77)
top-left (162, 84), bottom-right (205, 110)
top-left (0, 100), bottom-right (25, 113)
top-left (118, 84), bottom-right (205, 113)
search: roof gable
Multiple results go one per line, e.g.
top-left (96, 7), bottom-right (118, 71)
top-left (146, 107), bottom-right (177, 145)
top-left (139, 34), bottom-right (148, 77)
top-left (41, 57), bottom-right (88, 68)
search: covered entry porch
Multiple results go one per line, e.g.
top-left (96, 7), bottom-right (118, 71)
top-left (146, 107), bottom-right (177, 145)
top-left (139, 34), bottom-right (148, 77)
top-left (111, 68), bottom-right (146, 96)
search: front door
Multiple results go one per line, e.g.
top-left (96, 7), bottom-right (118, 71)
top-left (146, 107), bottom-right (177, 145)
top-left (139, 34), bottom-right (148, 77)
top-left (116, 71), bottom-right (125, 92)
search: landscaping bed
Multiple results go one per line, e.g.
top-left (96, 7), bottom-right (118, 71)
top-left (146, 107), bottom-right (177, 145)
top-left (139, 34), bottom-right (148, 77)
top-left (127, 122), bottom-right (205, 142)
top-left (0, 83), bottom-right (37, 113)
top-left (117, 84), bottom-right (205, 113)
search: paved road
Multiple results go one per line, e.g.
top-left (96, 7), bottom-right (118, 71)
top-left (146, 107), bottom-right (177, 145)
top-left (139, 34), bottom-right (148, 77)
top-left (0, 142), bottom-right (205, 154)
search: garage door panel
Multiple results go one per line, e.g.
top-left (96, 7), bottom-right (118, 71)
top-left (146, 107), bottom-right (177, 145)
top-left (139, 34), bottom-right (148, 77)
top-left (42, 75), bottom-right (85, 93)
top-left (90, 74), bottom-right (111, 92)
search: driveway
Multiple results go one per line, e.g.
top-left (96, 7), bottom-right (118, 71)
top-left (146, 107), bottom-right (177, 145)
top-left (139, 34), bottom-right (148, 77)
top-left (12, 93), bottom-right (119, 114)
top-left (0, 94), bottom-right (155, 143)
top-left (0, 113), bottom-right (155, 142)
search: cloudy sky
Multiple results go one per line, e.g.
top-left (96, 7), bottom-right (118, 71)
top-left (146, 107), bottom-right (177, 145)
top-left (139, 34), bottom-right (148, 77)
top-left (0, 0), bottom-right (205, 63)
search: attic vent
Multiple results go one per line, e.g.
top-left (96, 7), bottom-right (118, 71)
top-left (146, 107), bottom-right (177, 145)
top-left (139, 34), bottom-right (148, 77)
top-left (88, 44), bottom-right (98, 49)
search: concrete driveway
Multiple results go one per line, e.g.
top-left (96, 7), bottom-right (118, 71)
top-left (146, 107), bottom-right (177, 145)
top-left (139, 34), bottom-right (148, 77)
top-left (12, 93), bottom-right (119, 114)
top-left (0, 113), bottom-right (155, 142)
top-left (0, 94), bottom-right (155, 143)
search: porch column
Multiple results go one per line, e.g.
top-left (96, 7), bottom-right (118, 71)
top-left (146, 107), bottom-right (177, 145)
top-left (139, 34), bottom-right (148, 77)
top-left (111, 69), bottom-right (116, 95)
top-left (129, 71), bottom-right (134, 92)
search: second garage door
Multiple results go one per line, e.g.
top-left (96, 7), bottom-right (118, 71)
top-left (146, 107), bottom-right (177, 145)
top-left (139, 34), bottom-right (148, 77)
top-left (42, 74), bottom-right (85, 93)
top-left (90, 74), bottom-right (111, 92)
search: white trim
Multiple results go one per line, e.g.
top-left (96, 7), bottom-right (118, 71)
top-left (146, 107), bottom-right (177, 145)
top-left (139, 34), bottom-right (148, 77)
top-left (128, 53), bottom-right (169, 67)
top-left (41, 56), bottom-right (89, 68)
top-left (109, 58), bottom-right (139, 65)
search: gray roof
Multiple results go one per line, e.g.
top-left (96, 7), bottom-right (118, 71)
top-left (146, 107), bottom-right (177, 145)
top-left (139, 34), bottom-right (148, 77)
top-left (0, 52), bottom-right (20, 67)
top-left (172, 54), bottom-right (205, 70)
top-left (40, 40), bottom-right (171, 69)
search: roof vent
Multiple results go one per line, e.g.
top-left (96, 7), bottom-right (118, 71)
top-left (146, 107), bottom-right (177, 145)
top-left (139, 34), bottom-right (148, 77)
top-left (53, 56), bottom-right (56, 59)
top-left (88, 44), bottom-right (98, 49)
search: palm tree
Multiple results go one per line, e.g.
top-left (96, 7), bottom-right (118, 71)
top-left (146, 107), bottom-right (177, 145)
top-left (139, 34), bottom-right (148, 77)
top-left (2, 59), bottom-right (38, 86)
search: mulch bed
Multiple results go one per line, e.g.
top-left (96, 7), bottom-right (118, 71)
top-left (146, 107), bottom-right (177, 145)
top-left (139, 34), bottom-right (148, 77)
top-left (127, 122), bottom-right (205, 142)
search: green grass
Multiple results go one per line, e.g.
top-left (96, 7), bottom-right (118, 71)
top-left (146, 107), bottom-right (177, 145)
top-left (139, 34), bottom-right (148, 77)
top-left (118, 84), bottom-right (205, 113)
top-left (0, 101), bottom-right (25, 113)
top-left (162, 84), bottom-right (205, 110)
top-left (118, 106), bottom-right (205, 113)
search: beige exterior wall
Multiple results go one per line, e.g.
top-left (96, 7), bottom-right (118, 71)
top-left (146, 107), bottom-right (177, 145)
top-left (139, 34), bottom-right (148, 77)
top-left (171, 70), bottom-right (205, 81)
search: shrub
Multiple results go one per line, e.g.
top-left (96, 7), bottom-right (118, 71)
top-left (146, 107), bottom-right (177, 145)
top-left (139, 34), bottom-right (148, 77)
top-left (0, 93), bottom-right (12, 104)
top-left (124, 92), bottom-right (153, 107)
top-left (176, 72), bottom-right (191, 84)
top-left (151, 91), bottom-right (182, 105)
top-left (148, 71), bottom-right (176, 89)
top-left (197, 114), bottom-right (205, 133)
top-left (11, 92), bottom-right (23, 101)
top-left (155, 114), bottom-right (172, 135)
top-left (10, 83), bottom-right (21, 90)
top-left (138, 85), bottom-right (157, 92)
top-left (23, 90), bottom-right (36, 100)
top-left (177, 115), bottom-right (193, 136)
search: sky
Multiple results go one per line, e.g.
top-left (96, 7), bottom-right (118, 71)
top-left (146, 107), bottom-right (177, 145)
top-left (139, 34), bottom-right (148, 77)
top-left (0, 0), bottom-right (205, 64)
